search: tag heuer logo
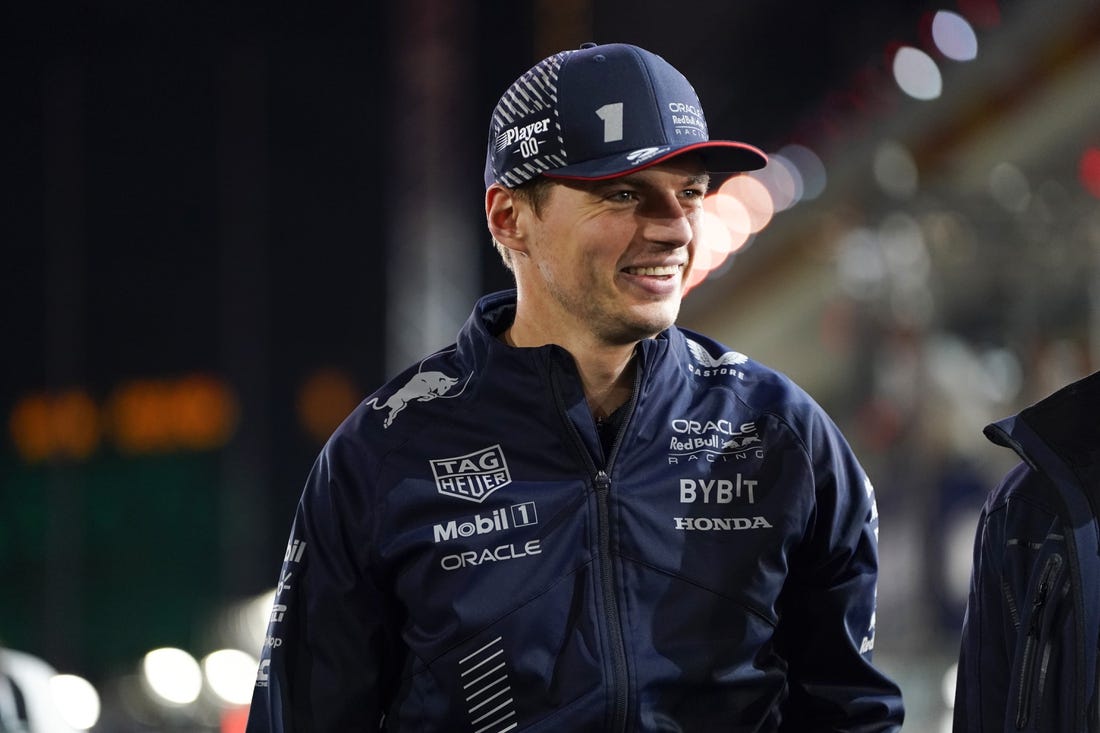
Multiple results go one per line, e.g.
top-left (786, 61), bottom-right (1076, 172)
top-left (430, 444), bottom-right (512, 503)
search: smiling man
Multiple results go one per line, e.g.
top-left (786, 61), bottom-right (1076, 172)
top-left (246, 43), bottom-right (904, 732)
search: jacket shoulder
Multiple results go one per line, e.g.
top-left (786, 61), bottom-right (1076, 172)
top-left (982, 461), bottom-right (1062, 519)
top-left (673, 328), bottom-right (810, 406)
top-left (672, 327), bottom-right (839, 452)
top-left (336, 344), bottom-right (471, 442)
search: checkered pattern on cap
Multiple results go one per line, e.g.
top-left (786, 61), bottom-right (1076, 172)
top-left (488, 51), bottom-right (571, 188)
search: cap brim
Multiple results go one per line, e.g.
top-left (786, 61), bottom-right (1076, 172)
top-left (543, 140), bottom-right (767, 182)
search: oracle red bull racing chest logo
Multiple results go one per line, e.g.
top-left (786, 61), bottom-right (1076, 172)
top-left (430, 444), bottom-right (512, 503)
top-left (668, 418), bottom-right (764, 464)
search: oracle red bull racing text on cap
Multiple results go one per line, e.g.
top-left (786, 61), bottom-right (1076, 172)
top-left (484, 42), bottom-right (768, 189)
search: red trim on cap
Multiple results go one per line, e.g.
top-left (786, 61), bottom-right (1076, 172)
top-left (543, 141), bottom-right (768, 182)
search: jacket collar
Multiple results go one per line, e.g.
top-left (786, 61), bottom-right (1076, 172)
top-left (460, 289), bottom-right (676, 378)
top-left (985, 370), bottom-right (1100, 474)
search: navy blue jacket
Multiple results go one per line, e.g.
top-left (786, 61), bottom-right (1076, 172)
top-left (954, 371), bottom-right (1100, 732)
top-left (247, 290), bottom-right (904, 732)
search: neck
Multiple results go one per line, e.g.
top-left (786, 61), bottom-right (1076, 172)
top-left (501, 322), bottom-right (637, 419)
top-left (577, 346), bottom-right (636, 420)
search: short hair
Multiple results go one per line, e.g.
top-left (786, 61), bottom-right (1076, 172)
top-left (492, 176), bottom-right (554, 272)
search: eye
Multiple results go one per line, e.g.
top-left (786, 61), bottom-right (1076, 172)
top-left (605, 190), bottom-right (639, 203)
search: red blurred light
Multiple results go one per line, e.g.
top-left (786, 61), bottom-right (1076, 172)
top-left (957, 0), bottom-right (1000, 28)
top-left (221, 706), bottom-right (250, 733)
top-left (1079, 147), bottom-right (1100, 200)
top-left (917, 11), bottom-right (937, 53)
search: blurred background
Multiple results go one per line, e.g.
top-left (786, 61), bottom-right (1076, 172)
top-left (3, 0), bottom-right (1099, 730)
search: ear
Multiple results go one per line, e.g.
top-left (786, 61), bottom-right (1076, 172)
top-left (486, 184), bottom-right (530, 256)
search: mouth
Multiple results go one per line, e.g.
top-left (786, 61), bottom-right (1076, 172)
top-left (621, 264), bottom-right (683, 278)
top-left (619, 263), bottom-right (686, 297)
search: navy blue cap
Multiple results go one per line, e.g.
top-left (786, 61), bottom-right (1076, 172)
top-left (484, 43), bottom-right (767, 189)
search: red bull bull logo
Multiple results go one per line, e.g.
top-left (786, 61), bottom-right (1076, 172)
top-left (365, 368), bottom-right (468, 428)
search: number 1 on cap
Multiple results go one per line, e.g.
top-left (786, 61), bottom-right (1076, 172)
top-left (596, 102), bottom-right (624, 143)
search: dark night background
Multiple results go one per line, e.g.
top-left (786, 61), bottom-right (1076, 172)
top-left (5, 0), bottom-right (1098, 729)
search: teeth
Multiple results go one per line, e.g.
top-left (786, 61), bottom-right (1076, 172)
top-left (626, 265), bottom-right (681, 276)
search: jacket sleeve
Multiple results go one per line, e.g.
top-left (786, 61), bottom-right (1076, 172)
top-left (952, 468), bottom-right (1013, 733)
top-left (953, 462), bottom-right (1072, 733)
top-left (776, 411), bottom-right (905, 732)
top-left (246, 435), bottom-right (401, 732)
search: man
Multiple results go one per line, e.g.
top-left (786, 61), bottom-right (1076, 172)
top-left (954, 371), bottom-right (1100, 732)
top-left (246, 42), bottom-right (904, 731)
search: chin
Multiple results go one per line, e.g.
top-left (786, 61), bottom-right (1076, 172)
top-left (621, 308), bottom-right (679, 340)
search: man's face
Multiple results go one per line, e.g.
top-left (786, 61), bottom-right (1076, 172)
top-left (517, 157), bottom-right (708, 346)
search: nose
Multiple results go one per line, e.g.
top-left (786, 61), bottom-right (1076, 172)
top-left (639, 191), bottom-right (696, 248)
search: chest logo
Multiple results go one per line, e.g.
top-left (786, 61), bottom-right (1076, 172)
top-left (431, 444), bottom-right (512, 503)
top-left (685, 339), bottom-right (748, 378)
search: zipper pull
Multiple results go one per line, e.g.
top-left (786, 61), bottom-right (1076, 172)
top-left (595, 470), bottom-right (611, 493)
top-left (1026, 565), bottom-right (1057, 636)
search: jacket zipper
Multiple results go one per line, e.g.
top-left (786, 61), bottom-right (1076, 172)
top-left (1016, 553), bottom-right (1063, 729)
top-left (594, 469), bottom-right (629, 733)
top-left (551, 353), bottom-right (642, 733)
top-left (599, 364), bottom-right (642, 733)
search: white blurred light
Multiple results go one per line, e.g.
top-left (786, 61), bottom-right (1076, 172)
top-left (932, 11), bottom-right (978, 61)
top-left (749, 156), bottom-right (800, 211)
top-left (981, 347), bottom-right (1023, 403)
top-left (944, 511), bottom-right (979, 605)
top-left (879, 212), bottom-right (930, 284)
top-left (873, 141), bottom-right (919, 199)
top-left (49, 674), bottom-right (101, 730)
top-left (242, 589), bottom-right (277, 652)
top-left (203, 649), bottom-right (259, 706)
top-left (893, 46), bottom-right (943, 100)
top-left (942, 661), bottom-right (959, 708)
top-left (988, 162), bottom-right (1030, 213)
top-left (143, 647), bottom-right (203, 706)
top-left (778, 145), bottom-right (826, 200)
top-left (837, 228), bottom-right (886, 299)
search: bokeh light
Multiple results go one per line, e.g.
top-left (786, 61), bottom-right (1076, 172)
top-left (988, 162), bottom-right (1030, 213)
top-left (108, 375), bottom-right (239, 455)
top-left (941, 662), bottom-right (958, 708)
top-left (778, 145), bottom-right (826, 200)
top-left (893, 46), bottom-right (943, 100)
top-left (749, 156), bottom-right (800, 211)
top-left (932, 11), bottom-right (978, 61)
top-left (957, 0), bottom-right (1001, 28)
top-left (9, 389), bottom-right (100, 462)
top-left (873, 141), bottom-right (919, 200)
top-left (836, 227), bottom-right (886, 299)
top-left (296, 367), bottom-right (361, 444)
top-left (1079, 147), bottom-right (1100, 199)
top-left (717, 175), bottom-right (775, 233)
top-left (202, 649), bottom-right (259, 706)
top-left (687, 208), bottom-right (733, 291)
top-left (49, 674), bottom-right (101, 730)
top-left (142, 647), bottom-right (203, 706)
